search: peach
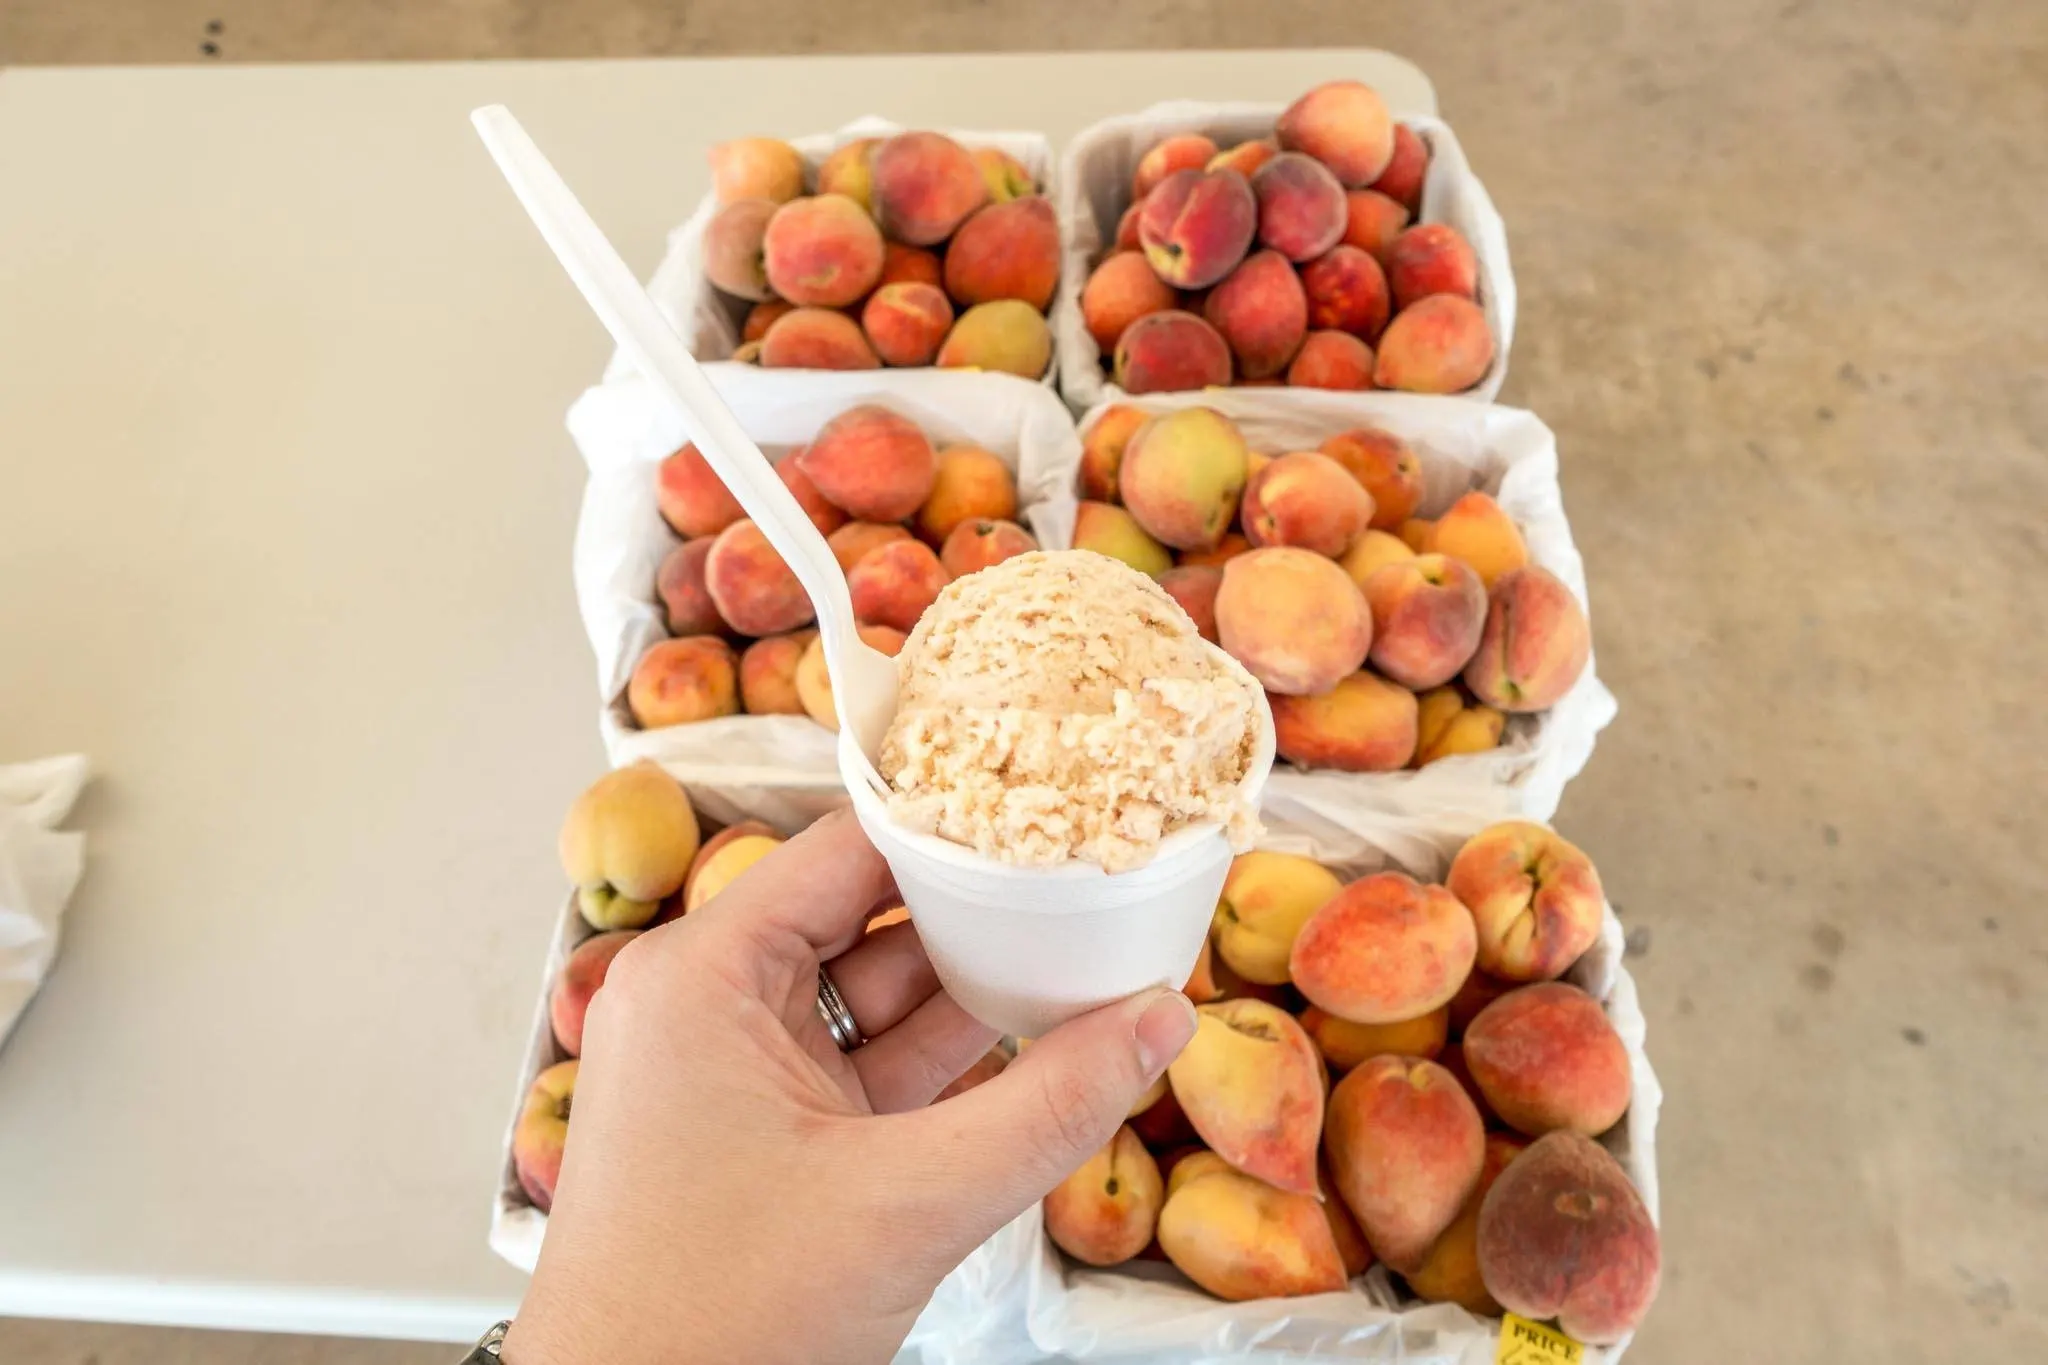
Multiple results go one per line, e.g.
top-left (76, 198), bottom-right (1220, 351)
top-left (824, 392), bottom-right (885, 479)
top-left (1132, 133), bottom-right (1219, 200)
top-left (1113, 202), bottom-right (1143, 252)
top-left (708, 137), bottom-right (803, 205)
top-left (656, 538), bottom-right (725, 637)
top-left (730, 340), bottom-right (763, 365)
top-left (1448, 970), bottom-right (1516, 1037)
top-left (1072, 501), bottom-right (1171, 577)
top-left (1449, 822), bottom-right (1604, 982)
top-left (1043, 1126), bottom-right (1162, 1267)
top-left (1370, 124), bottom-right (1429, 212)
top-left (1286, 330), bottom-right (1376, 389)
top-left (939, 519), bottom-right (1038, 578)
top-left (683, 827), bottom-right (784, 914)
top-left (1241, 451), bottom-right (1373, 556)
top-left (1112, 309), bottom-right (1234, 393)
top-left (848, 538), bottom-right (948, 633)
top-left (1414, 686), bottom-right (1506, 766)
top-left (916, 446), bottom-right (1017, 545)
top-left (1374, 294), bottom-right (1494, 393)
top-left (1157, 1168), bottom-right (1349, 1300)
top-left (1301, 245), bottom-right (1391, 341)
top-left (1405, 1131), bottom-right (1526, 1313)
top-left (1081, 252), bottom-right (1177, 354)
top-left (1129, 1074), bottom-right (1169, 1121)
top-left (1212, 851), bottom-right (1344, 985)
top-left (1339, 529), bottom-right (1415, 590)
top-left (860, 282), bottom-right (953, 367)
top-left (1214, 548), bottom-right (1372, 695)
top-left (1166, 999), bottom-right (1324, 1195)
top-left (1438, 1041), bottom-right (1496, 1125)
top-left (738, 631), bottom-right (814, 716)
top-left (513, 1059), bottom-right (578, 1212)
top-left (1324, 1055), bottom-right (1485, 1273)
top-left (1386, 223), bottom-right (1479, 309)
top-left (1341, 189), bottom-right (1412, 264)
top-left (759, 307), bottom-right (880, 370)
top-left (1182, 936), bottom-right (1224, 1005)
top-left (932, 1045), bottom-right (1008, 1103)
top-left (871, 131), bottom-right (988, 246)
top-left (936, 299), bottom-right (1053, 378)
top-left (973, 146), bottom-right (1035, 203)
top-left (701, 198), bottom-right (777, 300)
top-left (865, 903), bottom-right (910, 934)
top-left (815, 137), bottom-right (878, 211)
top-left (795, 625), bottom-right (904, 730)
top-left (828, 521), bottom-right (912, 576)
top-left (773, 457), bottom-right (845, 537)
top-left (1476, 1131), bottom-right (1661, 1343)
top-left (1320, 428), bottom-right (1423, 531)
top-left (1464, 567), bottom-right (1591, 712)
top-left (1277, 80), bottom-right (1396, 186)
top-left (550, 930), bottom-right (637, 1057)
top-left (1138, 168), bottom-right (1258, 290)
top-left (1362, 554), bottom-right (1487, 689)
top-left (1118, 406), bottom-right (1249, 552)
top-left (1251, 152), bottom-right (1348, 262)
top-left (1158, 564), bottom-right (1223, 643)
top-left (944, 196), bottom-right (1060, 311)
top-left (1399, 518), bottom-right (1436, 553)
top-left (878, 241), bottom-right (943, 289)
top-left (1430, 491), bottom-right (1528, 587)
top-left (559, 761), bottom-right (700, 930)
top-left (1465, 983), bottom-right (1632, 1138)
top-left (742, 299), bottom-right (796, 343)
top-left (1269, 670), bottom-right (1418, 771)
top-left (1208, 138), bottom-right (1278, 179)
top-left (1179, 532), bottom-right (1251, 569)
top-left (1130, 1086), bottom-right (1199, 1150)
top-left (627, 636), bottom-right (740, 730)
top-left (1079, 403), bottom-right (1148, 503)
top-left (800, 405), bottom-right (938, 523)
top-left (656, 442), bottom-right (745, 539)
top-left (1299, 1004), bottom-right (1449, 1072)
top-left (1290, 871), bottom-right (1477, 1024)
top-left (1202, 250), bottom-right (1308, 380)
top-left (704, 519), bottom-right (815, 636)
top-left (1162, 1148), bottom-right (1234, 1200)
top-left (762, 195), bottom-right (885, 308)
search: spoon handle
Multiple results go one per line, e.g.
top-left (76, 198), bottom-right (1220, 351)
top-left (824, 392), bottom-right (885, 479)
top-left (470, 105), bottom-right (858, 661)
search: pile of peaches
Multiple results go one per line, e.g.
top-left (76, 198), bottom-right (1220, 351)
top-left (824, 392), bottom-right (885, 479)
top-left (1047, 820), bottom-right (1658, 1344)
top-left (630, 404), bottom-right (1039, 733)
top-left (1070, 404), bottom-right (1589, 772)
top-left (1080, 80), bottom-right (1494, 394)
top-left (701, 131), bottom-right (1056, 376)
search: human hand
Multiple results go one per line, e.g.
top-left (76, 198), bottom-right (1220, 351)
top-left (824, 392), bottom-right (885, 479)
top-left (504, 810), bottom-right (1199, 1365)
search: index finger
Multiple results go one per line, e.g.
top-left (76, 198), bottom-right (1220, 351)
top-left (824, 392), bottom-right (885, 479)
top-left (691, 808), bottom-right (896, 955)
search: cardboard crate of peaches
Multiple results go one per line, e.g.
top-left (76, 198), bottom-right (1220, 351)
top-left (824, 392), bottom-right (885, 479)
top-left (1033, 821), bottom-right (1660, 1355)
top-left (683, 123), bottom-right (1058, 378)
top-left (1057, 80), bottom-right (1508, 401)
top-left (1070, 397), bottom-right (1598, 781)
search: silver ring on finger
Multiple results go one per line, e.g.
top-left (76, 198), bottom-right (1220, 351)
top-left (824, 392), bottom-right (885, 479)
top-left (816, 966), bottom-right (866, 1053)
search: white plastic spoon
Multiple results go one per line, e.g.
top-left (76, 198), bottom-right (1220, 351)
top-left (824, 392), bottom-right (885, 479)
top-left (471, 104), bottom-right (896, 795)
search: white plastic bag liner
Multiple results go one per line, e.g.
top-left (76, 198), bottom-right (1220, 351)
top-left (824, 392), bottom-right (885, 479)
top-left (1054, 105), bottom-right (1513, 412)
top-left (1021, 811), bottom-right (1662, 1365)
top-left (1077, 391), bottom-right (1616, 847)
top-left (0, 754), bottom-right (90, 1049)
top-left (611, 116), bottom-right (1056, 383)
top-left (566, 366), bottom-right (1084, 794)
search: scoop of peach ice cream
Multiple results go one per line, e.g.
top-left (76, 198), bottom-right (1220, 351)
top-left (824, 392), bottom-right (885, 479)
top-left (879, 550), bottom-right (1263, 872)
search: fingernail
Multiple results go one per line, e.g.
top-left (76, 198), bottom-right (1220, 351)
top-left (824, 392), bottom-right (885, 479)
top-left (1134, 990), bottom-right (1198, 1075)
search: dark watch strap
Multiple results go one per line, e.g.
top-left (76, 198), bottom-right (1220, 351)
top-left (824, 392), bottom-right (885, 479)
top-left (460, 1321), bottom-right (511, 1362)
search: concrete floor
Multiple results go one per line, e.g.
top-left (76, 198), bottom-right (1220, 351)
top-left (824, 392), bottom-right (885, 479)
top-left (3, 2), bottom-right (2045, 1363)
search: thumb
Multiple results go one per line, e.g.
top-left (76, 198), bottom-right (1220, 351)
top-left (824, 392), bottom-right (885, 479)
top-left (926, 989), bottom-right (1198, 1219)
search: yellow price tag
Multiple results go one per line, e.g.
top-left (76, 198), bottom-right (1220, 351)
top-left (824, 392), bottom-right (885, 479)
top-left (1497, 1313), bottom-right (1584, 1365)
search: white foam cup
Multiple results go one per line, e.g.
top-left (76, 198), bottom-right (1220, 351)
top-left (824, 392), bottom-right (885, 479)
top-left (841, 665), bottom-right (1275, 1039)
